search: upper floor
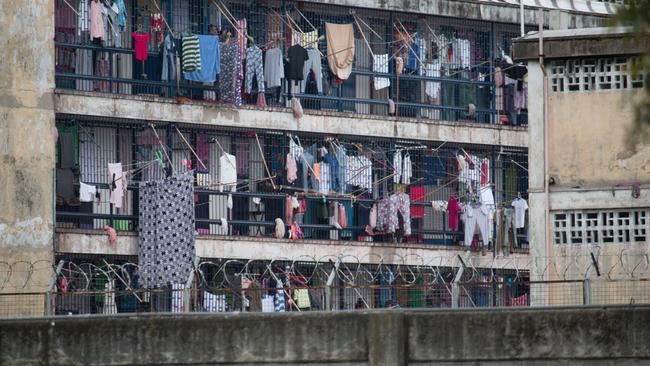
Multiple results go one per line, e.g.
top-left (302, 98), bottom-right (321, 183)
top-left (52, 0), bottom-right (552, 127)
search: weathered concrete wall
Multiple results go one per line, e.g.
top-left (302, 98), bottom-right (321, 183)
top-left (2, 306), bottom-right (650, 365)
top-left (54, 91), bottom-right (528, 148)
top-left (548, 90), bottom-right (649, 187)
top-left (303, 0), bottom-right (610, 28)
top-left (55, 229), bottom-right (531, 269)
top-left (0, 0), bottom-right (55, 307)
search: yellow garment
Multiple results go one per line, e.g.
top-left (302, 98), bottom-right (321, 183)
top-left (293, 289), bottom-right (311, 309)
top-left (325, 23), bottom-right (355, 80)
top-left (301, 30), bottom-right (319, 48)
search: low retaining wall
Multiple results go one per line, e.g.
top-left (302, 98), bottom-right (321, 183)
top-left (2, 306), bottom-right (650, 365)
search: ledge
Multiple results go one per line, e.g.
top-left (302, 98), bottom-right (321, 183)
top-left (53, 90), bottom-right (528, 148)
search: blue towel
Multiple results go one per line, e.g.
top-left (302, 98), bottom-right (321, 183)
top-left (184, 35), bottom-right (221, 82)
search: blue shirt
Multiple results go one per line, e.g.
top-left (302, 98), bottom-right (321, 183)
top-left (184, 35), bottom-right (221, 82)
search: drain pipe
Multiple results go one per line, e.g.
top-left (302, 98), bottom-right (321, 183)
top-left (538, 9), bottom-right (551, 282)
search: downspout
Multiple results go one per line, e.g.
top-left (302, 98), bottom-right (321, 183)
top-left (538, 9), bottom-right (551, 282)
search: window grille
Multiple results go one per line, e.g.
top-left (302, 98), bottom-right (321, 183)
top-left (549, 57), bottom-right (644, 93)
top-left (553, 209), bottom-right (650, 245)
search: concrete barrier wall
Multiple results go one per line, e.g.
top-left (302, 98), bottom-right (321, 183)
top-left (2, 307), bottom-right (650, 365)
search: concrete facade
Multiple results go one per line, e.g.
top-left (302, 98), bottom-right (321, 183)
top-left (54, 91), bottom-right (528, 148)
top-left (0, 0), bottom-right (55, 303)
top-left (2, 306), bottom-right (650, 365)
top-left (55, 229), bottom-right (531, 269)
top-left (513, 29), bottom-right (650, 293)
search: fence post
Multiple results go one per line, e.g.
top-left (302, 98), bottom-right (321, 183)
top-left (184, 256), bottom-right (201, 313)
top-left (325, 258), bottom-right (341, 311)
top-left (45, 260), bottom-right (65, 317)
top-left (451, 254), bottom-right (468, 308)
top-left (582, 279), bottom-right (592, 305)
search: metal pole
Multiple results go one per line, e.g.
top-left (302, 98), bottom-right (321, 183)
top-left (520, 0), bottom-right (525, 37)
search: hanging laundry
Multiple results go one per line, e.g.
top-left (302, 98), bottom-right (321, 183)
top-left (447, 196), bottom-right (460, 230)
top-left (393, 151), bottom-right (402, 184)
top-left (325, 23), bottom-right (355, 80)
top-left (319, 163), bottom-right (331, 194)
top-left (402, 154), bottom-right (412, 185)
top-left (346, 155), bottom-right (373, 193)
top-left (114, 0), bottom-right (127, 30)
top-left (512, 197), bottom-right (528, 229)
top-left (376, 193), bottom-right (411, 235)
top-left (424, 61), bottom-right (441, 99)
top-left (301, 30), bottom-right (319, 48)
top-left (480, 158), bottom-right (489, 186)
top-left (274, 280), bottom-right (286, 312)
top-left (160, 34), bottom-right (176, 81)
top-left (182, 34), bottom-right (201, 72)
top-left (79, 182), bottom-right (96, 202)
top-left (462, 206), bottom-right (490, 246)
top-left (287, 44), bottom-right (309, 81)
top-left (132, 32), bottom-right (151, 62)
top-left (219, 153), bottom-right (237, 192)
top-left (184, 35), bottom-right (221, 83)
top-left (300, 48), bottom-right (323, 93)
top-left (264, 47), bottom-right (284, 89)
top-left (373, 54), bottom-right (390, 90)
top-left (78, 0), bottom-right (89, 36)
top-left (236, 18), bottom-right (247, 79)
top-left (244, 45), bottom-right (264, 93)
top-left (410, 186), bottom-right (425, 218)
top-left (108, 162), bottom-right (124, 209)
top-left (219, 42), bottom-right (242, 106)
top-left (138, 174), bottom-right (196, 289)
top-left (286, 153), bottom-right (298, 183)
top-left (89, 0), bottom-right (105, 40)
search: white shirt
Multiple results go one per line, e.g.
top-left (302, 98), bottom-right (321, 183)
top-left (402, 154), bottom-right (412, 185)
top-left (346, 155), bottom-right (373, 193)
top-left (219, 153), bottom-right (237, 192)
top-left (512, 198), bottom-right (528, 229)
top-left (393, 151), bottom-right (402, 184)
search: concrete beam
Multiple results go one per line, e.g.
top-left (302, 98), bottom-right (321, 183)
top-left (301, 0), bottom-right (610, 26)
top-left (549, 187), bottom-right (650, 211)
top-left (55, 229), bottom-right (531, 270)
top-left (54, 91), bottom-right (528, 148)
top-left (513, 30), bottom-right (650, 60)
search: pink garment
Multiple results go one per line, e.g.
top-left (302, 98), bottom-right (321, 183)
top-left (447, 196), bottom-right (460, 230)
top-left (132, 32), bottom-right (151, 61)
top-left (481, 159), bottom-right (489, 186)
top-left (286, 153), bottom-right (298, 183)
top-left (103, 225), bottom-right (117, 245)
top-left (89, 0), bottom-right (105, 40)
top-left (285, 196), bottom-right (294, 223)
top-left (237, 18), bottom-right (247, 79)
top-left (338, 204), bottom-right (347, 229)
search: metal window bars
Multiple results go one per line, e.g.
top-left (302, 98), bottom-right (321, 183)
top-left (54, 0), bottom-right (529, 125)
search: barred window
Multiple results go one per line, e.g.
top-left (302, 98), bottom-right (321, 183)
top-left (549, 57), bottom-right (644, 92)
top-left (553, 209), bottom-right (650, 245)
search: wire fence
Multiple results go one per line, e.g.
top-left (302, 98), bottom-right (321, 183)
top-left (2, 251), bottom-right (650, 317)
top-left (54, 0), bottom-right (529, 125)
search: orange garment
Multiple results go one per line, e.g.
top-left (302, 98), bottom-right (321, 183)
top-left (325, 23), bottom-right (355, 80)
top-left (313, 163), bottom-right (321, 182)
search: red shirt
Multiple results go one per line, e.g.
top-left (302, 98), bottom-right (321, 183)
top-left (132, 32), bottom-right (150, 61)
top-left (447, 196), bottom-right (460, 230)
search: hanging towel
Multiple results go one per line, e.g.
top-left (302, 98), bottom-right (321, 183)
top-left (325, 23), bottom-right (355, 80)
top-left (182, 34), bottom-right (201, 72)
top-left (410, 186), bottom-right (425, 219)
top-left (79, 182), bottom-right (97, 202)
top-left (184, 35), bottom-right (220, 82)
top-left (138, 174), bottom-right (196, 289)
top-left (108, 163), bottom-right (124, 208)
top-left (373, 54), bottom-right (390, 90)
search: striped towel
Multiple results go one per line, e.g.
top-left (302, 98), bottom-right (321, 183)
top-left (274, 280), bottom-right (285, 312)
top-left (182, 34), bottom-right (201, 72)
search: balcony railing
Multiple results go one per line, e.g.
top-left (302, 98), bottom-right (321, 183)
top-left (54, 117), bottom-right (530, 249)
top-left (54, 0), bottom-right (529, 126)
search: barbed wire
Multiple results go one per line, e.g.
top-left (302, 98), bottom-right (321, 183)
top-left (2, 249), bottom-right (649, 291)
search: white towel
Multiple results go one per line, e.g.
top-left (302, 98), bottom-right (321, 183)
top-left (373, 54), bottom-right (390, 90)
